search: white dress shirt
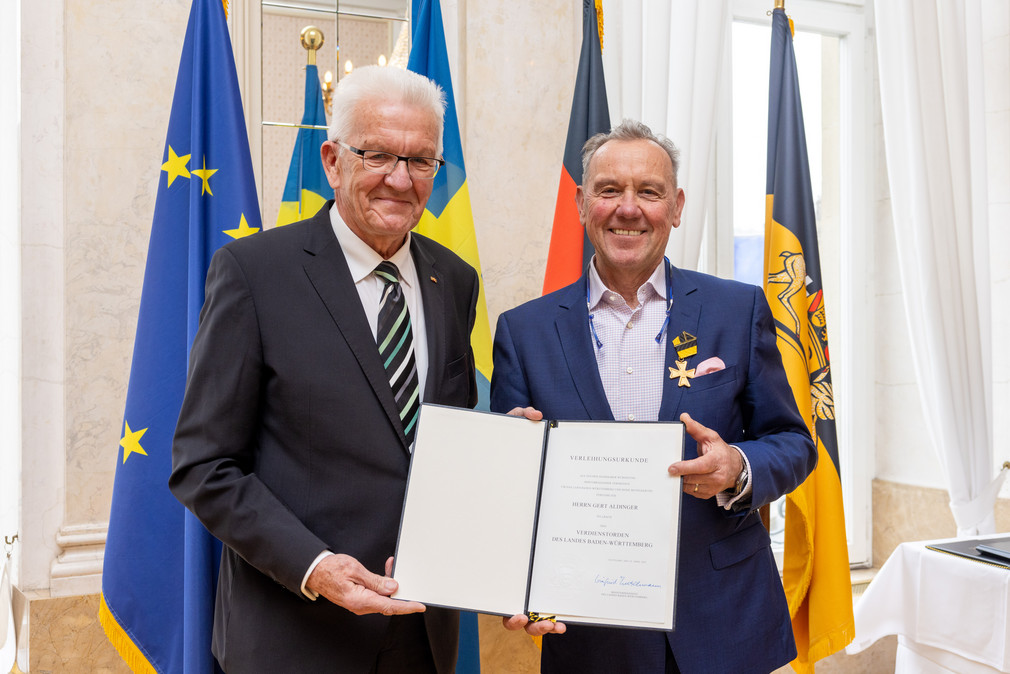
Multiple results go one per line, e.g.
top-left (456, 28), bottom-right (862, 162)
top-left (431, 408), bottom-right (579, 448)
top-left (301, 206), bottom-right (432, 600)
top-left (587, 257), bottom-right (751, 511)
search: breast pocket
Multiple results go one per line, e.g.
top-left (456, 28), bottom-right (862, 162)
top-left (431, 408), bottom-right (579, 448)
top-left (687, 364), bottom-right (738, 393)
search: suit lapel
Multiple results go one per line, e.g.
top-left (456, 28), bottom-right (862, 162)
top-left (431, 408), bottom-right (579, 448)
top-left (300, 206), bottom-right (410, 452)
top-left (410, 237), bottom-right (446, 401)
top-left (556, 279), bottom-right (615, 420)
top-left (659, 266), bottom-right (702, 421)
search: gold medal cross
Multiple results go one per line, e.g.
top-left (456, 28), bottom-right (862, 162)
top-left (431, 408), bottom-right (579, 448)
top-left (669, 359), bottom-right (695, 387)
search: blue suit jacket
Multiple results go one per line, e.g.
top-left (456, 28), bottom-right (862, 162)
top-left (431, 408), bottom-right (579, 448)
top-left (490, 266), bottom-right (816, 674)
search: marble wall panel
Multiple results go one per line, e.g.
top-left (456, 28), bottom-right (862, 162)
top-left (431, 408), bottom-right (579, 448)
top-left (462, 0), bottom-right (580, 327)
top-left (61, 0), bottom-right (188, 533)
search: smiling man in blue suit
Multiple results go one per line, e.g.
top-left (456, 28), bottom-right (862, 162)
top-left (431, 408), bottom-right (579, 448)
top-left (491, 120), bottom-right (817, 674)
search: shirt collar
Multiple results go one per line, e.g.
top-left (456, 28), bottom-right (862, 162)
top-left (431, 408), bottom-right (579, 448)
top-left (587, 256), bottom-right (667, 310)
top-left (329, 205), bottom-right (416, 288)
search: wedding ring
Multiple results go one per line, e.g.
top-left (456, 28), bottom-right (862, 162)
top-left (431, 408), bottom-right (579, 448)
top-left (693, 483), bottom-right (699, 493)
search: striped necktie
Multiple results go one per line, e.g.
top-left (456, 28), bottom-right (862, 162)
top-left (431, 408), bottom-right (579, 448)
top-left (374, 261), bottom-right (420, 448)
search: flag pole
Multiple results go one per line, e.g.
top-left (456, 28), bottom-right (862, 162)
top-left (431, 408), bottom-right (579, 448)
top-left (775, 0), bottom-right (784, 8)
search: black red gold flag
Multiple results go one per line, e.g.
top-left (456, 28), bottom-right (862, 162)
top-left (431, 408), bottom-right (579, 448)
top-left (542, 0), bottom-right (610, 295)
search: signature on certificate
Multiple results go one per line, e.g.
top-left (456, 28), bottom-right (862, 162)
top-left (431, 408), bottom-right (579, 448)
top-left (594, 574), bottom-right (661, 589)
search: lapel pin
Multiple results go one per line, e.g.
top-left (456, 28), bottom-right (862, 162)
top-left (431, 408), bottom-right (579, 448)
top-left (672, 331), bottom-right (698, 360)
top-left (430, 275), bottom-right (438, 283)
top-left (669, 359), bottom-right (696, 387)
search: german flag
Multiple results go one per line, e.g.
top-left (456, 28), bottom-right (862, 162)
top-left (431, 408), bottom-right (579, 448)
top-left (763, 7), bottom-right (854, 672)
top-left (542, 0), bottom-right (610, 295)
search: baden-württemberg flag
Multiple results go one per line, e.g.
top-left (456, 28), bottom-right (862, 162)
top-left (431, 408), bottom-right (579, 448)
top-left (542, 0), bottom-right (610, 295)
top-left (276, 63), bottom-right (333, 227)
top-left (763, 8), bottom-right (854, 673)
top-left (100, 0), bottom-right (262, 671)
top-left (407, 0), bottom-right (491, 670)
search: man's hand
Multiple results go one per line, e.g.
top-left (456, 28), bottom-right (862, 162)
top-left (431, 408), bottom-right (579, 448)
top-left (306, 554), bottom-right (425, 616)
top-left (502, 613), bottom-right (567, 636)
top-left (506, 406), bottom-right (543, 421)
top-left (668, 412), bottom-right (743, 499)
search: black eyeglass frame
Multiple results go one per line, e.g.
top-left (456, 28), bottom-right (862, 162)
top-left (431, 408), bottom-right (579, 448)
top-left (336, 140), bottom-right (445, 179)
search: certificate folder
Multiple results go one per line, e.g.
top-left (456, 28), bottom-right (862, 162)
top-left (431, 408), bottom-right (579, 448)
top-left (392, 404), bottom-right (684, 631)
top-left (926, 536), bottom-right (1010, 570)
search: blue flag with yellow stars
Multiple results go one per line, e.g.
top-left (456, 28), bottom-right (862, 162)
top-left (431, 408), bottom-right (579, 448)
top-left (276, 63), bottom-right (333, 226)
top-left (408, 0), bottom-right (492, 670)
top-left (99, 0), bottom-right (261, 671)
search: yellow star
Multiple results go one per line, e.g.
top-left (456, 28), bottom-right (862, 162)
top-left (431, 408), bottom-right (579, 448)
top-left (120, 421), bottom-right (149, 464)
top-left (161, 146), bottom-right (191, 187)
top-left (224, 213), bottom-right (260, 240)
top-left (192, 157), bottom-right (218, 196)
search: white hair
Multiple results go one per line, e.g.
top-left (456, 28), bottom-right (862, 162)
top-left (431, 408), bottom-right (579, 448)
top-left (327, 65), bottom-right (447, 155)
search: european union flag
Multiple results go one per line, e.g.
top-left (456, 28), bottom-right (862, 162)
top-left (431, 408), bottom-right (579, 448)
top-left (276, 63), bottom-right (333, 227)
top-left (100, 0), bottom-right (262, 671)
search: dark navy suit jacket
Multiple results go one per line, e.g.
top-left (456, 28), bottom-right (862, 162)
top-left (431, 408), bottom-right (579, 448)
top-left (490, 266), bottom-right (816, 674)
top-left (170, 203), bottom-right (479, 673)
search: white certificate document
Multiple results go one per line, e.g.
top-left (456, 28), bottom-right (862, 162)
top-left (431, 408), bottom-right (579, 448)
top-left (392, 405), bottom-right (683, 630)
top-left (527, 421), bottom-right (681, 629)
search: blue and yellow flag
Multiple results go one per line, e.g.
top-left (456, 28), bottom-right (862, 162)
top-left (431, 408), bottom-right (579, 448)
top-left (763, 8), bottom-right (853, 673)
top-left (407, 1), bottom-right (491, 669)
top-left (276, 63), bottom-right (333, 226)
top-left (100, 0), bottom-right (262, 671)
top-left (408, 0), bottom-right (492, 408)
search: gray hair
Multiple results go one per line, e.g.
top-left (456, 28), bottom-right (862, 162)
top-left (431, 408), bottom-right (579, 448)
top-left (327, 65), bottom-right (447, 155)
top-left (581, 119), bottom-right (681, 186)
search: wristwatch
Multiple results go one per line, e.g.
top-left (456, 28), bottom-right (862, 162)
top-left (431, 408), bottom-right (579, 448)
top-left (729, 452), bottom-right (749, 496)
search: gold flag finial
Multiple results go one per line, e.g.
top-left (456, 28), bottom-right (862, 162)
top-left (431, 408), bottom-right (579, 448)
top-left (775, 0), bottom-right (785, 8)
top-left (300, 26), bottom-right (325, 66)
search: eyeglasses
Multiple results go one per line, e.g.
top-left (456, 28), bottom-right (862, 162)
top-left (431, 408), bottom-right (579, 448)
top-left (337, 141), bottom-right (444, 180)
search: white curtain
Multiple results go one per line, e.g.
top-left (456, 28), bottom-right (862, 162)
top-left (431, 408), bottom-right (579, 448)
top-left (875, 0), bottom-right (1000, 535)
top-left (601, 0), bottom-right (731, 271)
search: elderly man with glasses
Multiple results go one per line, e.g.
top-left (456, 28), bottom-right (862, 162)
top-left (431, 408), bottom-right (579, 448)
top-left (170, 65), bottom-right (480, 674)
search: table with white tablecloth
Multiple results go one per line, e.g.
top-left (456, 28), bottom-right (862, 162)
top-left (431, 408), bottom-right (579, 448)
top-left (847, 534), bottom-right (1010, 673)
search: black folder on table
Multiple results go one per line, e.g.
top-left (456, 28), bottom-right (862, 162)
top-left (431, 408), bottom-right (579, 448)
top-left (926, 535), bottom-right (1010, 569)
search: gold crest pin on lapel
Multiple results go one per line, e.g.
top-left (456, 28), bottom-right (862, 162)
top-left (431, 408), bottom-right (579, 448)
top-left (669, 360), bottom-right (695, 387)
top-left (672, 331), bottom-right (697, 359)
top-left (669, 331), bottom-right (697, 387)
top-left (429, 275), bottom-right (438, 283)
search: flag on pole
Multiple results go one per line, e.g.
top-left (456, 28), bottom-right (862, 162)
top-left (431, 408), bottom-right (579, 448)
top-left (407, 1), bottom-right (493, 669)
top-left (763, 8), bottom-right (854, 672)
top-left (100, 0), bottom-right (262, 671)
top-left (276, 63), bottom-right (333, 226)
top-left (542, 0), bottom-right (610, 295)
